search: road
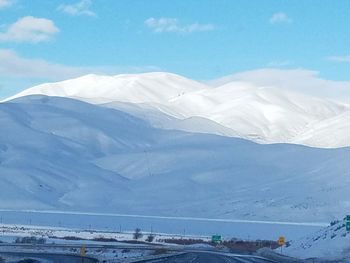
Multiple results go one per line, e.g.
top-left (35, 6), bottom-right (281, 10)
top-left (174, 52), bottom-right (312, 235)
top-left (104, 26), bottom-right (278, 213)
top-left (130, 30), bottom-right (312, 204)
top-left (0, 244), bottom-right (281, 263)
top-left (0, 252), bottom-right (98, 263)
top-left (142, 252), bottom-right (278, 263)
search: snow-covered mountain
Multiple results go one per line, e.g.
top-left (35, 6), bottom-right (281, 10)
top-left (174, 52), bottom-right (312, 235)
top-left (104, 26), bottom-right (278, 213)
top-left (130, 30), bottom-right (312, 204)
top-left (5, 72), bottom-right (206, 104)
top-left (2, 95), bottom-right (350, 222)
top-left (162, 82), bottom-right (347, 143)
top-left (4, 72), bottom-right (350, 148)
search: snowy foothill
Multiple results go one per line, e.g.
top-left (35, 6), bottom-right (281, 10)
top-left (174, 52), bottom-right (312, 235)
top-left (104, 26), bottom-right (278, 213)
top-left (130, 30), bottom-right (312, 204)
top-left (1, 95), bottom-right (350, 224)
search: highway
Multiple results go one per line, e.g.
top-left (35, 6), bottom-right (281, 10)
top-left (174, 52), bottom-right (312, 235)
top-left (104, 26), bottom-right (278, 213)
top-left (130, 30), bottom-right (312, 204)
top-left (141, 252), bottom-right (278, 263)
top-left (0, 244), bottom-right (280, 263)
top-left (0, 251), bottom-right (98, 263)
top-left (0, 251), bottom-right (278, 263)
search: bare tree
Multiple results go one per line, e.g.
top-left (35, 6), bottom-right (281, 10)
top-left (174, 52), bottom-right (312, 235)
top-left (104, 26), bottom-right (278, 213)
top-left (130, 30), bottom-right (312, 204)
top-left (133, 228), bottom-right (143, 240)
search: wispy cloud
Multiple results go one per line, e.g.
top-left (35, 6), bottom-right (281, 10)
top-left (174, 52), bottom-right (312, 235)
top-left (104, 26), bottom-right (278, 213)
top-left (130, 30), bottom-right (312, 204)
top-left (0, 16), bottom-right (59, 43)
top-left (0, 49), bottom-right (83, 78)
top-left (58, 0), bottom-right (96, 17)
top-left (145, 17), bottom-right (215, 33)
top-left (327, 55), bottom-right (350, 62)
top-left (269, 12), bottom-right (292, 24)
top-left (0, 0), bottom-right (14, 9)
top-left (0, 49), bottom-right (160, 80)
top-left (267, 60), bottom-right (291, 67)
top-left (208, 68), bottom-right (350, 102)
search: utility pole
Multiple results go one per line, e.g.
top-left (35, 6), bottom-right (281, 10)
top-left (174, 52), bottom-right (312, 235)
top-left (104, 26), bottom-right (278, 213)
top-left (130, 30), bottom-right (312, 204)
top-left (144, 150), bottom-right (152, 177)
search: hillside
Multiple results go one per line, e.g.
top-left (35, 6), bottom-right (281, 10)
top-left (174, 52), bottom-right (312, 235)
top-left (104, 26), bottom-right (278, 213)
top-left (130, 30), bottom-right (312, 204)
top-left (1, 95), bottom-right (350, 222)
top-left (284, 218), bottom-right (350, 261)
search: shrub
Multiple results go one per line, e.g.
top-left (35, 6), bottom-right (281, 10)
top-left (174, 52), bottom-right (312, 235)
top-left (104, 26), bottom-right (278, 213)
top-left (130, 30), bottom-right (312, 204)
top-left (152, 248), bottom-right (168, 255)
top-left (330, 220), bottom-right (340, 226)
top-left (146, 234), bottom-right (155, 242)
top-left (15, 236), bottom-right (46, 244)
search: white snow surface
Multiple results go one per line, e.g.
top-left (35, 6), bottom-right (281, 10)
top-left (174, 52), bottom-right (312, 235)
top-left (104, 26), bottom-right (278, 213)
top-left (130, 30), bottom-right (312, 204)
top-left (4, 72), bottom-right (350, 148)
top-left (1, 95), bottom-right (350, 223)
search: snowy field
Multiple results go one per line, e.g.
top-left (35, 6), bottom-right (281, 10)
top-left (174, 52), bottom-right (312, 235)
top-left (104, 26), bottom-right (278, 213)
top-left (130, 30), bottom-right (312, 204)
top-left (0, 210), bottom-right (325, 241)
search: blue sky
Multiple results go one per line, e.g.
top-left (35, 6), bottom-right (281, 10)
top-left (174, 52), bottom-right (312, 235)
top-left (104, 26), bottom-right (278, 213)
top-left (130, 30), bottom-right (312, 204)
top-left (1, 0), bottom-right (350, 98)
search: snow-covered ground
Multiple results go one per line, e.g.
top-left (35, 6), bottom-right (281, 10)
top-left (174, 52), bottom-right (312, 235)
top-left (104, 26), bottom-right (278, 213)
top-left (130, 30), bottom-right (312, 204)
top-left (284, 218), bottom-right (350, 261)
top-left (0, 222), bottom-right (208, 244)
top-left (0, 223), bottom-right (184, 262)
top-left (0, 210), bottom-right (324, 240)
top-left (0, 223), bottom-right (192, 262)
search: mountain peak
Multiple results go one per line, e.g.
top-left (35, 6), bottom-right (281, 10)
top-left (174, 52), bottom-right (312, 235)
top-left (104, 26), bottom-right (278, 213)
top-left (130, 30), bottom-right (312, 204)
top-left (3, 72), bottom-right (208, 104)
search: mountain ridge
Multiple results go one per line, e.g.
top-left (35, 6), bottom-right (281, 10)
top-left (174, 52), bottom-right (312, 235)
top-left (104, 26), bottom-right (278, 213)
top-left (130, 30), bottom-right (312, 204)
top-left (4, 72), bottom-right (350, 148)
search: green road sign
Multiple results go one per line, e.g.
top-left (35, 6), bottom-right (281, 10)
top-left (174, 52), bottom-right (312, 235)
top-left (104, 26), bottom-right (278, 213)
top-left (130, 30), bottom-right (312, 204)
top-left (212, 235), bottom-right (222, 243)
top-left (346, 215), bottom-right (350, 231)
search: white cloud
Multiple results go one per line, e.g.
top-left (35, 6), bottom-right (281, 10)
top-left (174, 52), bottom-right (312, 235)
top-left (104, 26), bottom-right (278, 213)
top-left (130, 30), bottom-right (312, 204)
top-left (0, 16), bottom-right (59, 43)
top-left (327, 55), bottom-right (350, 62)
top-left (145, 17), bottom-right (215, 33)
top-left (269, 12), bottom-right (292, 24)
top-left (267, 60), bottom-right (291, 67)
top-left (0, 0), bottom-right (14, 9)
top-left (0, 49), bottom-right (160, 80)
top-left (208, 68), bottom-right (350, 102)
top-left (0, 49), bottom-right (83, 79)
top-left (58, 0), bottom-right (96, 17)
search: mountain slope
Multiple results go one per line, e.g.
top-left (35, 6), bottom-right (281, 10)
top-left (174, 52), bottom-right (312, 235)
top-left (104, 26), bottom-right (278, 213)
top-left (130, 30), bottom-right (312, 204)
top-left (291, 111), bottom-right (350, 148)
top-left (163, 82), bottom-right (347, 143)
top-left (0, 95), bottom-right (147, 210)
top-left (4, 72), bottom-right (350, 148)
top-left (2, 95), bottom-right (350, 222)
